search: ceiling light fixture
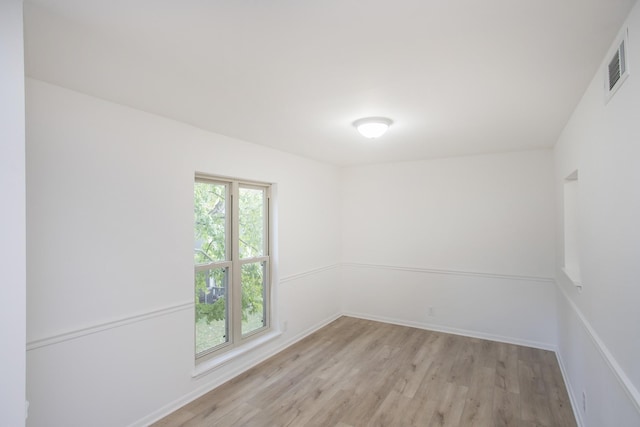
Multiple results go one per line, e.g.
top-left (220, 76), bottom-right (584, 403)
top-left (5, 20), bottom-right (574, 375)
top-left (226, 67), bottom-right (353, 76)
top-left (353, 117), bottom-right (393, 139)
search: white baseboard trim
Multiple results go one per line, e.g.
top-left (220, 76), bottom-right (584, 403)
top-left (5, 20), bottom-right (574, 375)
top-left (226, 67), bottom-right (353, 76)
top-left (556, 281), bottom-right (640, 415)
top-left (132, 311), bottom-right (342, 427)
top-left (342, 262), bottom-right (555, 284)
top-left (133, 309), bottom-right (567, 427)
top-left (346, 310), bottom-right (585, 425)
top-left (555, 347), bottom-right (585, 427)
top-left (342, 311), bottom-right (556, 351)
top-left (26, 301), bottom-right (193, 351)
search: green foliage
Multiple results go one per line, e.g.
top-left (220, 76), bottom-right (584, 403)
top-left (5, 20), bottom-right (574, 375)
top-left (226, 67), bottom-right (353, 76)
top-left (194, 182), bottom-right (226, 264)
top-left (239, 187), bottom-right (264, 259)
top-left (194, 182), bottom-right (266, 333)
top-left (241, 262), bottom-right (264, 323)
top-left (195, 296), bottom-right (226, 323)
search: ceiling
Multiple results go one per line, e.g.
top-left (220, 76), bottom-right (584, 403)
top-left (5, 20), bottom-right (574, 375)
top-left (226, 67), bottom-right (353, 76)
top-left (23, 0), bottom-right (636, 166)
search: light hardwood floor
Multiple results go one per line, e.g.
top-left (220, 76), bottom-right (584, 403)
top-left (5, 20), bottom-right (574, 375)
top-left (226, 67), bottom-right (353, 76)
top-left (153, 317), bottom-right (577, 427)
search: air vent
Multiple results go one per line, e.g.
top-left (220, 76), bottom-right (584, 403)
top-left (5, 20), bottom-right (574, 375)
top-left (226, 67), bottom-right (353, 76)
top-left (608, 46), bottom-right (623, 90)
top-left (605, 29), bottom-right (630, 102)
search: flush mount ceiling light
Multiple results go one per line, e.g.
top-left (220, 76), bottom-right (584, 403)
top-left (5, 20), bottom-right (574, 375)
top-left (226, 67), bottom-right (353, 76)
top-left (353, 117), bottom-right (393, 139)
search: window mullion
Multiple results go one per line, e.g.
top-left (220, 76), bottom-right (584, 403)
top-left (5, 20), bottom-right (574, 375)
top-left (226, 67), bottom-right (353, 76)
top-left (230, 181), bottom-right (242, 344)
top-left (224, 181), bottom-right (232, 346)
top-left (264, 189), bottom-right (271, 329)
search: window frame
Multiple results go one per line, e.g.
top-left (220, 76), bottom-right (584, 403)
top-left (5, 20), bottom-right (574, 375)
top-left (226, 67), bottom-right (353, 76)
top-left (194, 175), bottom-right (273, 362)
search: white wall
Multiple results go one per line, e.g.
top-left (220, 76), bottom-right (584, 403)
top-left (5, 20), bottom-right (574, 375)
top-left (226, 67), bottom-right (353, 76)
top-left (25, 5), bottom-right (640, 426)
top-left (553, 2), bottom-right (640, 425)
top-left (25, 79), bottom-right (342, 427)
top-left (0, 1), bottom-right (27, 425)
top-left (341, 150), bottom-right (557, 348)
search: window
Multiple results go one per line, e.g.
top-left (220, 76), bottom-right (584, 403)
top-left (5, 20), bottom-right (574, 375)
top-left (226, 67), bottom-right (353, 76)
top-left (563, 170), bottom-right (581, 289)
top-left (194, 176), bottom-right (271, 359)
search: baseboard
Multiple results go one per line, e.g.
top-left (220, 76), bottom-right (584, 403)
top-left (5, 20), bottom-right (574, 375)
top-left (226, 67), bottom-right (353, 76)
top-left (346, 310), bottom-right (585, 425)
top-left (555, 280), bottom-right (640, 417)
top-left (342, 311), bottom-right (556, 351)
top-left (554, 347), bottom-right (585, 427)
top-left (132, 304), bottom-right (575, 426)
top-left (133, 308), bottom-right (572, 426)
top-left (131, 311), bottom-right (342, 427)
top-left (120, 275), bottom-right (640, 427)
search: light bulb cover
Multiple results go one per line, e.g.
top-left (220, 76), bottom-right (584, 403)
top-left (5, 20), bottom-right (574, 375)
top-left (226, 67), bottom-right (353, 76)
top-left (353, 117), bottom-right (393, 138)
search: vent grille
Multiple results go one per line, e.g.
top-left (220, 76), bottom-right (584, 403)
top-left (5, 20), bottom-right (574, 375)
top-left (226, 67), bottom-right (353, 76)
top-left (608, 50), bottom-right (621, 90)
top-left (605, 30), bottom-right (630, 102)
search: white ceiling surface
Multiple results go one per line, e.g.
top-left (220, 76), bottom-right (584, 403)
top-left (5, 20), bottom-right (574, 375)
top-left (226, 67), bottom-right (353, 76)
top-left (24, 0), bottom-right (636, 166)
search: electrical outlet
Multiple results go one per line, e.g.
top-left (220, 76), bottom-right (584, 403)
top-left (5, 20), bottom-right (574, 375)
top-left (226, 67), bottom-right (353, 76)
top-left (582, 390), bottom-right (587, 413)
top-left (282, 320), bottom-right (288, 332)
top-left (428, 307), bottom-right (435, 317)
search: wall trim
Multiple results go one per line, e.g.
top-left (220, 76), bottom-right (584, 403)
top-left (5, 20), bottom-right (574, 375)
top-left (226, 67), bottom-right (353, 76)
top-left (555, 345), bottom-right (585, 427)
top-left (556, 280), bottom-right (640, 415)
top-left (280, 263), bottom-right (340, 283)
top-left (342, 262), bottom-right (554, 283)
top-left (342, 311), bottom-right (557, 352)
top-left (26, 301), bottom-right (193, 351)
top-left (26, 265), bottom-right (341, 351)
top-left (133, 312), bottom-right (342, 427)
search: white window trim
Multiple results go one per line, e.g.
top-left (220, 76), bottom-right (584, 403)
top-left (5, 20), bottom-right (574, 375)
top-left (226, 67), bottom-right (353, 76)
top-left (194, 174), bottom-right (277, 365)
top-left (192, 329), bottom-right (282, 378)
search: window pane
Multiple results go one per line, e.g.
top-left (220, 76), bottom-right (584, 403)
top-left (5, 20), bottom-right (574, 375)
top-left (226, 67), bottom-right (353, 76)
top-left (195, 267), bottom-right (229, 354)
top-left (239, 187), bottom-right (264, 259)
top-left (241, 261), bottom-right (266, 336)
top-left (194, 182), bottom-right (226, 263)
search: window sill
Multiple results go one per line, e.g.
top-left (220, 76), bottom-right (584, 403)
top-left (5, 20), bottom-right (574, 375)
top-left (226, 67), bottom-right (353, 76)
top-left (562, 267), bottom-right (582, 291)
top-left (192, 329), bottom-right (282, 379)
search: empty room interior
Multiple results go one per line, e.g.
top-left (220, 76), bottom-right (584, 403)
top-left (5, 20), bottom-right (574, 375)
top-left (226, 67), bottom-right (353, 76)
top-left (3, 0), bottom-right (640, 426)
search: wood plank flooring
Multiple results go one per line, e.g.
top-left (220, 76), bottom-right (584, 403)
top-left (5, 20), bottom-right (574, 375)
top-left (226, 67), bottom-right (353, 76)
top-left (153, 317), bottom-right (577, 427)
